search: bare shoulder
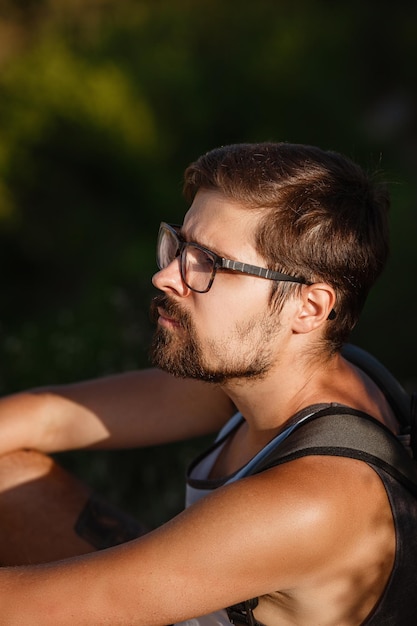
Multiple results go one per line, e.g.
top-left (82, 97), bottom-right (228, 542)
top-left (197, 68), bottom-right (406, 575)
top-left (185, 453), bottom-right (394, 593)
top-left (180, 454), bottom-right (394, 624)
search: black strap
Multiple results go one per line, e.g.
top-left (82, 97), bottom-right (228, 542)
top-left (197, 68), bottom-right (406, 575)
top-left (226, 599), bottom-right (262, 626)
top-left (252, 406), bottom-right (417, 497)
top-left (410, 392), bottom-right (417, 459)
top-left (341, 344), bottom-right (411, 430)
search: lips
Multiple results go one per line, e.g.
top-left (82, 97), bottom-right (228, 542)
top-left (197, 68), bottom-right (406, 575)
top-left (157, 307), bottom-right (181, 328)
top-left (150, 295), bottom-right (187, 329)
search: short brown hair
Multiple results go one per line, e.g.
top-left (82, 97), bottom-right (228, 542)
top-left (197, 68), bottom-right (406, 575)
top-left (183, 142), bottom-right (390, 350)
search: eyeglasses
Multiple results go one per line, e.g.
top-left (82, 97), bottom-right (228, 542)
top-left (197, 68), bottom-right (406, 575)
top-left (156, 222), bottom-right (308, 294)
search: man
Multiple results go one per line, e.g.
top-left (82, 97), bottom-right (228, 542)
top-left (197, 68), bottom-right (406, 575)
top-left (0, 142), bottom-right (414, 625)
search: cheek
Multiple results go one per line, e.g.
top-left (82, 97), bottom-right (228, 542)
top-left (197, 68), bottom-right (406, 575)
top-left (193, 279), bottom-right (272, 337)
top-left (192, 300), bottom-right (224, 338)
top-left (210, 275), bottom-right (273, 309)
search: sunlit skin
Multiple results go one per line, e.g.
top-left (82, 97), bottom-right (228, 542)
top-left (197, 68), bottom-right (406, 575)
top-left (151, 190), bottom-right (286, 384)
top-left (0, 189), bottom-right (399, 625)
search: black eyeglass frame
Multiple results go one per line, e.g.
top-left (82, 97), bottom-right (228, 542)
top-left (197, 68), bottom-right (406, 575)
top-left (157, 222), bottom-right (309, 294)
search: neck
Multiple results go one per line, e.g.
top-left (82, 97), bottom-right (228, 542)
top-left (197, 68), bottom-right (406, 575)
top-left (221, 347), bottom-right (339, 432)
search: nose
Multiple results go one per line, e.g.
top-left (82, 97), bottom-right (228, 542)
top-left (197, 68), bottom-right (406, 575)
top-left (152, 258), bottom-right (191, 297)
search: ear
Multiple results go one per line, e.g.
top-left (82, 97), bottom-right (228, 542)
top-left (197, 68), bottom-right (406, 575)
top-left (291, 283), bottom-right (336, 334)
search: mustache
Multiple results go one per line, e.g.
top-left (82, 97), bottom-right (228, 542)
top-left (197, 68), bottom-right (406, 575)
top-left (150, 294), bottom-right (191, 328)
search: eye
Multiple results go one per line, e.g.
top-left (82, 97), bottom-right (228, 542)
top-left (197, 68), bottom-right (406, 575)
top-left (197, 249), bottom-right (215, 268)
top-left (186, 245), bottom-right (214, 272)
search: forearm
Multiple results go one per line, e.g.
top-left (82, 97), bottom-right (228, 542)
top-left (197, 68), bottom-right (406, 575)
top-left (0, 369), bottom-right (235, 456)
top-left (0, 537), bottom-right (199, 626)
top-left (0, 510), bottom-right (232, 626)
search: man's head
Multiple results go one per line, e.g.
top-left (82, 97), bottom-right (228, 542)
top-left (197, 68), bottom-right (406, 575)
top-left (150, 188), bottom-right (287, 383)
top-left (183, 142), bottom-right (390, 350)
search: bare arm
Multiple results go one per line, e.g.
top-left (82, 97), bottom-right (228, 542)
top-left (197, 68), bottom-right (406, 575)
top-left (0, 369), bottom-right (235, 455)
top-left (0, 456), bottom-right (389, 625)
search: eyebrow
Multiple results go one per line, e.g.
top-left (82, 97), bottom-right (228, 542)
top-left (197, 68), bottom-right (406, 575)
top-left (177, 225), bottom-right (232, 260)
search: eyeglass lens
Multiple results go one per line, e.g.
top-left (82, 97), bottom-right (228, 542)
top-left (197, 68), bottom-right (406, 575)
top-left (157, 225), bottom-right (215, 292)
top-left (157, 226), bottom-right (179, 270)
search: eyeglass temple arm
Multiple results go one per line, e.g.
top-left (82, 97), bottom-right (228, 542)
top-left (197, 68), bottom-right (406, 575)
top-left (221, 259), bottom-right (306, 284)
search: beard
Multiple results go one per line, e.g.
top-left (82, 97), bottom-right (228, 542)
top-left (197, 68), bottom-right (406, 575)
top-left (149, 294), bottom-right (278, 384)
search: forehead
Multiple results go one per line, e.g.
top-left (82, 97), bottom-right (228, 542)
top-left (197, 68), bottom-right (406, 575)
top-left (182, 189), bottom-right (261, 257)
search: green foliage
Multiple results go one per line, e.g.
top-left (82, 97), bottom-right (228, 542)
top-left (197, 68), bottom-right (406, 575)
top-left (0, 0), bottom-right (417, 524)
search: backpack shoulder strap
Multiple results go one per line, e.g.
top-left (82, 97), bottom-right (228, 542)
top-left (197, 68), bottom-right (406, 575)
top-left (341, 344), bottom-right (411, 430)
top-left (253, 406), bottom-right (417, 497)
top-left (342, 343), bottom-right (417, 458)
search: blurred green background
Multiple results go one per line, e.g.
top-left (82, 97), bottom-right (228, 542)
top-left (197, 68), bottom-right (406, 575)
top-left (0, 0), bottom-right (416, 527)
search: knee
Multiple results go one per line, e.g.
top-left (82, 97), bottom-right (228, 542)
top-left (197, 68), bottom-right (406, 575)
top-left (0, 449), bottom-right (55, 493)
